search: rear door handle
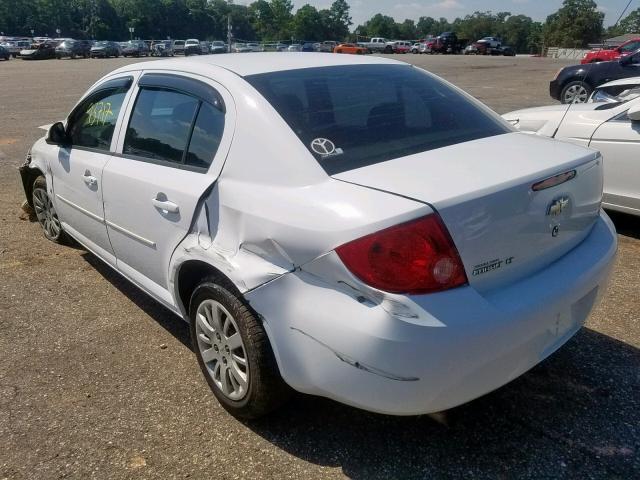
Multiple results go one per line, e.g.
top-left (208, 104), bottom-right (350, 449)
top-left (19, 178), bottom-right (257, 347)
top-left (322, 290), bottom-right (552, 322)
top-left (152, 197), bottom-right (179, 213)
top-left (82, 170), bottom-right (97, 187)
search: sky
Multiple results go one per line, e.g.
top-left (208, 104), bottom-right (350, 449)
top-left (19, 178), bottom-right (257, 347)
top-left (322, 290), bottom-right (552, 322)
top-left (235, 1), bottom-right (635, 28)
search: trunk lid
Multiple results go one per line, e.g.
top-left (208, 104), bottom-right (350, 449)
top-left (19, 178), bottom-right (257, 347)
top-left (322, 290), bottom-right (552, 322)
top-left (333, 132), bottom-right (603, 292)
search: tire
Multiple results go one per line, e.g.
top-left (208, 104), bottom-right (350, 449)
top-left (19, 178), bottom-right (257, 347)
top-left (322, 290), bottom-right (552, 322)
top-left (32, 176), bottom-right (69, 244)
top-left (560, 80), bottom-right (592, 104)
top-left (189, 279), bottom-right (290, 419)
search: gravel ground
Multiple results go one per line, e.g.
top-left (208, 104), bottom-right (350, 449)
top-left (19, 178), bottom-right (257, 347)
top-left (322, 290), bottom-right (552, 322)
top-left (0, 54), bottom-right (638, 479)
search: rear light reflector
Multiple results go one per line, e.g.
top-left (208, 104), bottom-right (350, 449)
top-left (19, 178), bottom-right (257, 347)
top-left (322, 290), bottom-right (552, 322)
top-left (532, 169), bottom-right (576, 191)
top-left (336, 214), bottom-right (468, 295)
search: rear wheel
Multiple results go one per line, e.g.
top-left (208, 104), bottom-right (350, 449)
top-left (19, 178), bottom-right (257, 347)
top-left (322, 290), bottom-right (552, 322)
top-left (189, 279), bottom-right (290, 419)
top-left (560, 80), bottom-right (592, 104)
top-left (32, 176), bottom-right (68, 244)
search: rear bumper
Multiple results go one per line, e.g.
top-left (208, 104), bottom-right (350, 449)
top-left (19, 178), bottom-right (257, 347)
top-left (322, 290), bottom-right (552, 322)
top-left (246, 212), bottom-right (617, 415)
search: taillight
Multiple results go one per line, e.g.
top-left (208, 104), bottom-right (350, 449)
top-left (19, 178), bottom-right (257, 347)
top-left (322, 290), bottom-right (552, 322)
top-left (336, 214), bottom-right (468, 295)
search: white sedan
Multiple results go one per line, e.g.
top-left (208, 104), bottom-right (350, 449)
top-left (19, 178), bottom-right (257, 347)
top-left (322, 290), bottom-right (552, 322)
top-left (503, 93), bottom-right (640, 216)
top-left (20, 53), bottom-right (616, 418)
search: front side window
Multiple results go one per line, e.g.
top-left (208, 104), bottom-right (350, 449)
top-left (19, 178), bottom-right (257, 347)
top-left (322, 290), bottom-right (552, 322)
top-left (246, 64), bottom-right (509, 174)
top-left (67, 87), bottom-right (127, 150)
top-left (123, 85), bottom-right (225, 168)
top-left (620, 41), bottom-right (640, 53)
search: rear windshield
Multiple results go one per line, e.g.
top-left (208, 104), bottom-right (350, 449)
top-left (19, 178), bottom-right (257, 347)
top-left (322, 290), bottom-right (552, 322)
top-left (246, 64), bottom-right (509, 174)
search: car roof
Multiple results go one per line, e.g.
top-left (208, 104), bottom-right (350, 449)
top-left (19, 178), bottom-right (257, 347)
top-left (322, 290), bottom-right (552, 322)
top-left (112, 52), bottom-right (405, 77)
top-left (597, 76), bottom-right (640, 88)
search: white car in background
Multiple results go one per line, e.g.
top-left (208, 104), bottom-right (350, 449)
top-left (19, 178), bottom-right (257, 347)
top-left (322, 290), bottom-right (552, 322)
top-left (504, 92), bottom-right (640, 216)
top-left (20, 54), bottom-right (616, 419)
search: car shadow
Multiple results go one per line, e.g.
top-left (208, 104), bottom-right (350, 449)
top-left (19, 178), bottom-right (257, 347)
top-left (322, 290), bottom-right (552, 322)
top-left (80, 252), bottom-right (639, 479)
top-left (607, 210), bottom-right (640, 240)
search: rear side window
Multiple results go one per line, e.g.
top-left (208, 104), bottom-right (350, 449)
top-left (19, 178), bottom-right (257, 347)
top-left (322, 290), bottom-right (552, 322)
top-left (246, 64), bottom-right (509, 174)
top-left (124, 88), bottom-right (199, 163)
top-left (68, 87), bottom-right (128, 151)
top-left (123, 84), bottom-right (225, 169)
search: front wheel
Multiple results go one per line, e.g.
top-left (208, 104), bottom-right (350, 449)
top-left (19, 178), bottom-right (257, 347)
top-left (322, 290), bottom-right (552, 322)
top-left (190, 279), bottom-right (290, 419)
top-left (560, 80), bottom-right (592, 104)
top-left (32, 176), bottom-right (68, 243)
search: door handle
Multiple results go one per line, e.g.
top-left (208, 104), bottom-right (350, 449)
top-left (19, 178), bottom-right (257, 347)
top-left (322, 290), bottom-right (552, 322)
top-left (82, 171), bottom-right (97, 187)
top-left (152, 197), bottom-right (180, 213)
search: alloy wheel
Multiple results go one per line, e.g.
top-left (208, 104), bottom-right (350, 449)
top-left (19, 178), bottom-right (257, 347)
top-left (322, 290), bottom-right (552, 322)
top-left (195, 299), bottom-right (249, 401)
top-left (33, 187), bottom-right (62, 240)
top-left (564, 84), bottom-right (588, 103)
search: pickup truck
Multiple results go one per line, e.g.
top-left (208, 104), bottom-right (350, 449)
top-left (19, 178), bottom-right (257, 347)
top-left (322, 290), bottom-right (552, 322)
top-left (581, 38), bottom-right (640, 64)
top-left (358, 37), bottom-right (395, 53)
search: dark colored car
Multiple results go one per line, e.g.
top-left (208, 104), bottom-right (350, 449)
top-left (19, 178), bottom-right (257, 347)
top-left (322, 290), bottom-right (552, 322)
top-left (19, 41), bottom-right (57, 60)
top-left (56, 40), bottom-right (92, 59)
top-left (122, 40), bottom-right (149, 57)
top-left (431, 32), bottom-right (462, 54)
top-left (550, 49), bottom-right (640, 103)
top-left (0, 45), bottom-right (10, 60)
top-left (90, 41), bottom-right (120, 58)
top-left (301, 42), bottom-right (316, 52)
top-left (500, 46), bottom-right (516, 56)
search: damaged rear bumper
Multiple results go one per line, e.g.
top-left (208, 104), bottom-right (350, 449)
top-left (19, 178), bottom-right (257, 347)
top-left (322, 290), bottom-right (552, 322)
top-left (245, 212), bottom-right (617, 415)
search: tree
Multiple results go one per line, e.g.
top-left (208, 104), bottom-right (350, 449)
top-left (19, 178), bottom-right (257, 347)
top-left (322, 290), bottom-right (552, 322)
top-left (359, 13), bottom-right (398, 39)
top-left (270, 0), bottom-right (293, 39)
top-left (291, 4), bottom-right (322, 41)
top-left (617, 8), bottom-right (640, 35)
top-left (327, 0), bottom-right (351, 39)
top-left (543, 0), bottom-right (604, 48)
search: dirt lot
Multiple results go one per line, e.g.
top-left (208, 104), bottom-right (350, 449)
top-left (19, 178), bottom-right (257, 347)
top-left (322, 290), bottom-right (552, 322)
top-left (0, 54), bottom-right (638, 479)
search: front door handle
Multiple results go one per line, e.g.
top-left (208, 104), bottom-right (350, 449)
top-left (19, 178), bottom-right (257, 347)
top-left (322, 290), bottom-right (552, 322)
top-left (82, 170), bottom-right (97, 187)
top-left (152, 196), bottom-right (179, 213)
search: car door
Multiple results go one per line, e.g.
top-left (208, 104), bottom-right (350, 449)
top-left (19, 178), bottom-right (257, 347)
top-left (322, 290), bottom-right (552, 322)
top-left (102, 73), bottom-right (233, 307)
top-left (50, 76), bottom-right (135, 265)
top-left (589, 107), bottom-right (640, 215)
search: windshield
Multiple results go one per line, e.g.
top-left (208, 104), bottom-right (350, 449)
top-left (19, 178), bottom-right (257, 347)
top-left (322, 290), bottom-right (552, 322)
top-left (246, 64), bottom-right (509, 175)
top-left (59, 41), bottom-right (74, 47)
top-left (94, 41), bottom-right (107, 47)
top-left (590, 85), bottom-right (640, 105)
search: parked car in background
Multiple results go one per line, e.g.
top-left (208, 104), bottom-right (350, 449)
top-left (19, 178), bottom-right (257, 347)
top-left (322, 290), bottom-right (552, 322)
top-left (588, 77), bottom-right (640, 103)
top-left (1, 40), bottom-right (30, 57)
top-left (392, 41), bottom-right (412, 54)
top-left (358, 37), bottom-right (392, 53)
top-left (20, 41), bottom-right (57, 60)
top-left (333, 43), bottom-right (367, 55)
top-left (302, 42), bottom-right (316, 52)
top-left (581, 37), bottom-right (640, 64)
top-left (20, 54), bottom-right (616, 419)
top-left (551, 49), bottom-right (640, 103)
top-left (122, 40), bottom-right (149, 57)
top-left (233, 43), bottom-right (253, 53)
top-left (247, 43), bottom-right (264, 52)
top-left (151, 40), bottom-right (174, 57)
top-left (56, 39), bottom-right (92, 59)
top-left (210, 41), bottom-right (226, 54)
top-left (318, 41), bottom-right (337, 52)
top-left (504, 91), bottom-right (640, 216)
top-left (500, 45), bottom-right (516, 56)
top-left (90, 40), bottom-right (120, 58)
top-left (431, 32), bottom-right (463, 54)
top-left (288, 44), bottom-right (303, 52)
top-left (184, 39), bottom-right (201, 56)
top-left (172, 40), bottom-right (185, 55)
top-left (411, 42), bottom-right (423, 54)
top-left (0, 45), bottom-right (10, 60)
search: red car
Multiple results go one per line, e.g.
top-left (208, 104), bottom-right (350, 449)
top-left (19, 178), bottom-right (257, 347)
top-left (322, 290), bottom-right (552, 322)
top-left (581, 37), bottom-right (640, 64)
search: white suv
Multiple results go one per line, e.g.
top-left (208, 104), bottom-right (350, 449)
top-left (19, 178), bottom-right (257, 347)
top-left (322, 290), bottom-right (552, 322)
top-left (20, 54), bottom-right (616, 419)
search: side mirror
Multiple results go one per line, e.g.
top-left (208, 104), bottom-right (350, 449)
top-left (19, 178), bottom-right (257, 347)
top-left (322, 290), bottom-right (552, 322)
top-left (627, 104), bottom-right (640, 122)
top-left (46, 121), bottom-right (69, 146)
top-left (619, 54), bottom-right (633, 66)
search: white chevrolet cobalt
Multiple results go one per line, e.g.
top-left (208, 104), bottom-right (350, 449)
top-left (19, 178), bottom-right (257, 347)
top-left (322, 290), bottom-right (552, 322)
top-left (20, 54), bottom-right (617, 418)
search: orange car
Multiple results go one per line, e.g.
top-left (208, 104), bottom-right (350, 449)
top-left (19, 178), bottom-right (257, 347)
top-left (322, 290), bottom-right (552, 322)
top-left (333, 43), bottom-right (367, 55)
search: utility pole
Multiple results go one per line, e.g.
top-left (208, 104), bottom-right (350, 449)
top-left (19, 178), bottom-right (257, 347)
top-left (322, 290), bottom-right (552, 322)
top-left (227, 0), bottom-right (232, 53)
